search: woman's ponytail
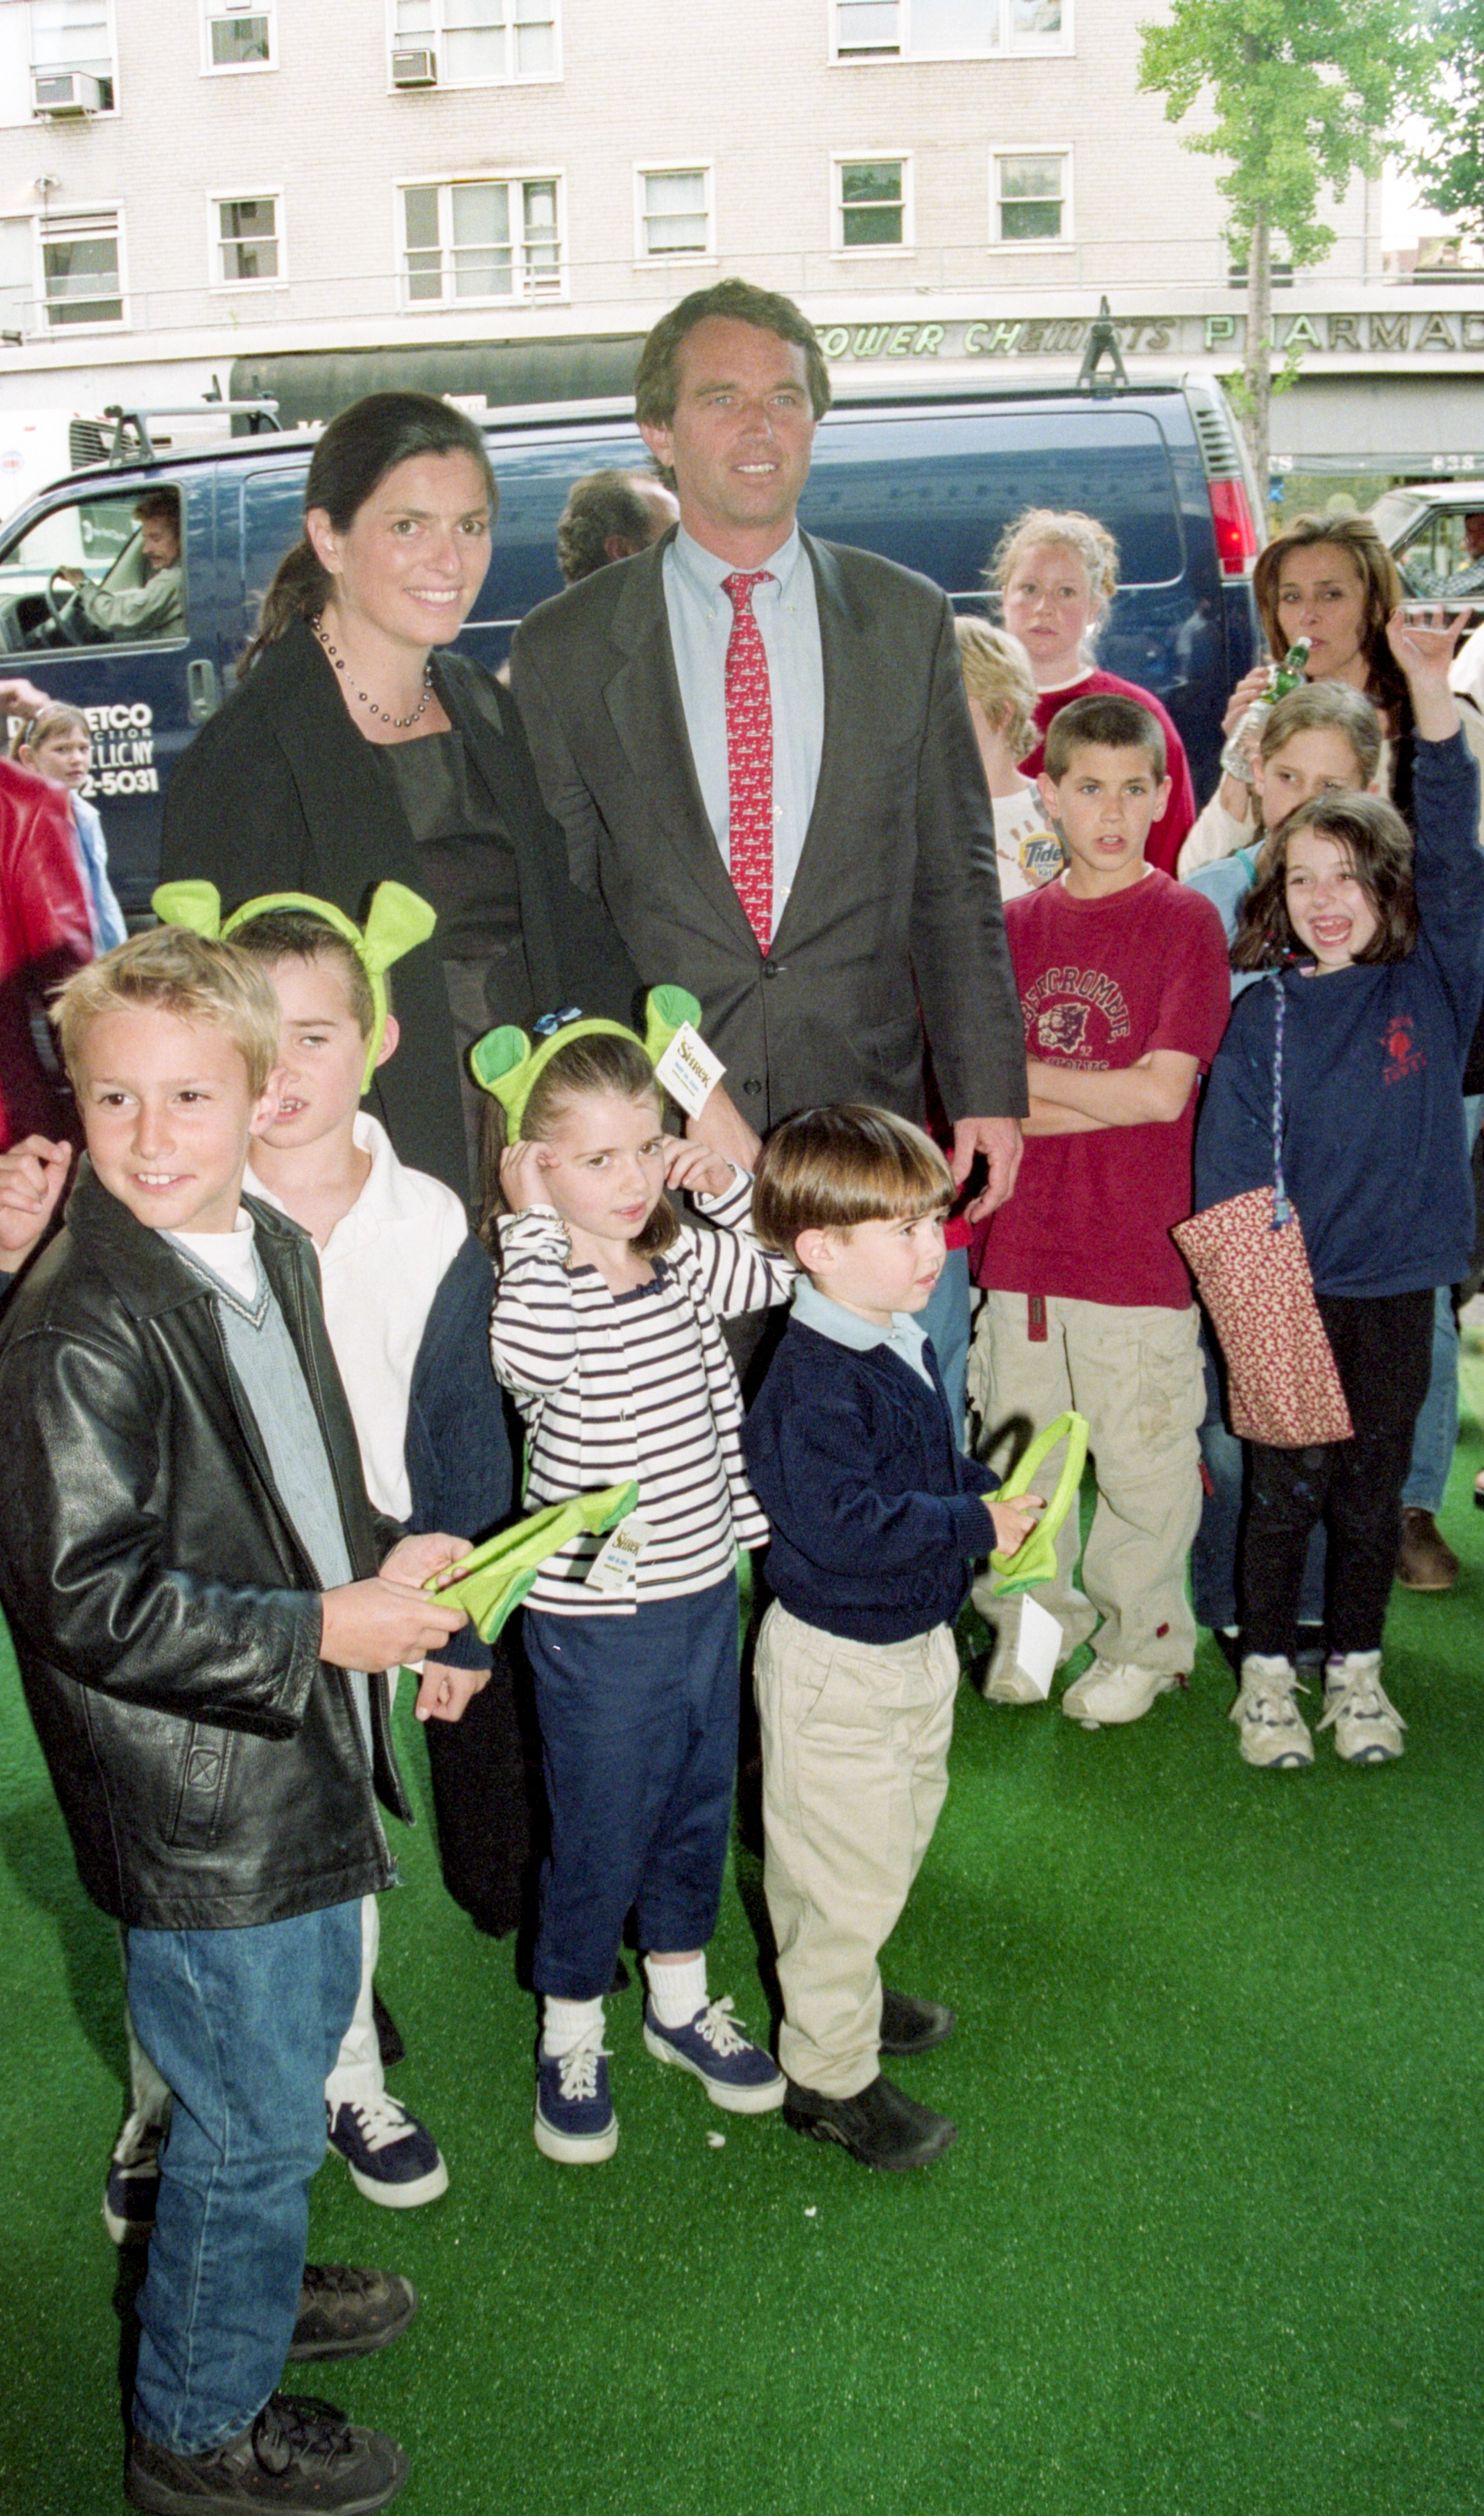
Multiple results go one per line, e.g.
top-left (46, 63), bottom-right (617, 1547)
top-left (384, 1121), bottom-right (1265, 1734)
top-left (238, 538), bottom-right (331, 677)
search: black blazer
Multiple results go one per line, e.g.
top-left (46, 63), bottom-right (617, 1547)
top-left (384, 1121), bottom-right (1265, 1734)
top-left (511, 529), bottom-right (1027, 1134)
top-left (161, 617), bottom-right (641, 1197)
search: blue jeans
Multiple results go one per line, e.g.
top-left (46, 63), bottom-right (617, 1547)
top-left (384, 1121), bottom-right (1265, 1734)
top-left (921, 1246), bottom-right (970, 1448)
top-left (1402, 1096), bottom-right (1481, 1514)
top-left (127, 1900), bottom-right (361, 2453)
top-left (527, 1573), bottom-right (739, 1999)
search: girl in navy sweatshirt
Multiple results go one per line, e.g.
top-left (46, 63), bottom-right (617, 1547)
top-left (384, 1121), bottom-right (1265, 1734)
top-left (1196, 611), bottom-right (1484, 1771)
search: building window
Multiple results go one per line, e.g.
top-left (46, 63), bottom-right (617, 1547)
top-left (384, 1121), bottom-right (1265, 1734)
top-left (392, 0), bottom-right (558, 85)
top-left (211, 195), bottom-right (281, 285)
top-left (400, 178), bottom-right (563, 304)
top-left (40, 207), bottom-right (122, 325)
top-left (835, 157), bottom-right (910, 252)
top-left (636, 168), bottom-right (710, 261)
top-left (833, 0), bottom-right (1066, 58)
top-left (204, 0), bottom-right (274, 70)
top-left (992, 149), bottom-right (1071, 246)
top-left (29, 0), bottom-right (116, 107)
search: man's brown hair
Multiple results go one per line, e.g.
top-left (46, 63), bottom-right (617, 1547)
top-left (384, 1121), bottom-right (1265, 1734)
top-left (751, 1105), bottom-right (951, 1258)
top-left (633, 278), bottom-right (833, 429)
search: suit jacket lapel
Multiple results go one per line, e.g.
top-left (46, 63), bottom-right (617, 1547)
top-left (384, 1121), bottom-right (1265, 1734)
top-left (604, 541), bottom-right (760, 959)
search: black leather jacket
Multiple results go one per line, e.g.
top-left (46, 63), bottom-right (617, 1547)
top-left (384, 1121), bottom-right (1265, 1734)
top-left (0, 1164), bottom-right (412, 1930)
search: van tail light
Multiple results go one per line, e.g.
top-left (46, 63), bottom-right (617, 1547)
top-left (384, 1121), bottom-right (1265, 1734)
top-left (1208, 476), bottom-right (1258, 577)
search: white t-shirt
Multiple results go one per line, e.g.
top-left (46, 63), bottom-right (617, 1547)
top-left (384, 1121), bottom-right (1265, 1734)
top-left (250, 1113), bottom-right (470, 1520)
top-left (993, 786), bottom-right (1065, 899)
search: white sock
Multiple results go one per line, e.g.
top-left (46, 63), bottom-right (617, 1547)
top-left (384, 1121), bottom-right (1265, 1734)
top-left (646, 1952), bottom-right (708, 2028)
top-left (542, 1994), bottom-right (604, 2058)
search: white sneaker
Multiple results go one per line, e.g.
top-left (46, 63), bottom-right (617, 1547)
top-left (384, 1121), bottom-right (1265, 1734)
top-left (1230, 1656), bottom-right (1314, 1770)
top-left (1318, 1652), bottom-right (1405, 1763)
top-left (978, 1618), bottom-right (1046, 1704)
top-left (1059, 1658), bottom-right (1180, 1728)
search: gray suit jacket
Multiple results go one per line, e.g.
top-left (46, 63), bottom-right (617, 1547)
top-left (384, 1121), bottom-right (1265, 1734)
top-left (511, 529), bottom-right (1027, 1134)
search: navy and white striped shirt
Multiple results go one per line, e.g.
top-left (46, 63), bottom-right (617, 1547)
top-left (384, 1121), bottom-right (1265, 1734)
top-left (490, 1167), bottom-right (792, 1615)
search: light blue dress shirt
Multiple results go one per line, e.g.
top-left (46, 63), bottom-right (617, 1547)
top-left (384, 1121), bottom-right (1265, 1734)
top-left (661, 523), bottom-right (824, 942)
top-left (791, 1276), bottom-right (936, 1391)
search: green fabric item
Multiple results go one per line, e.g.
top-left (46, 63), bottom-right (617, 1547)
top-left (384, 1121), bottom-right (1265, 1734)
top-left (988, 1410), bottom-right (1090, 1596)
top-left (428, 1481), bottom-right (640, 1641)
top-left (470, 986), bottom-right (703, 1136)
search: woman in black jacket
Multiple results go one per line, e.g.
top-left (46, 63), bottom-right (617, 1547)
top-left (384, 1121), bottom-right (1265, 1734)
top-left (160, 390), bottom-right (641, 1203)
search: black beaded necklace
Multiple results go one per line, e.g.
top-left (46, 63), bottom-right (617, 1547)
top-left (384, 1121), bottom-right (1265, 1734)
top-left (312, 615), bottom-right (433, 729)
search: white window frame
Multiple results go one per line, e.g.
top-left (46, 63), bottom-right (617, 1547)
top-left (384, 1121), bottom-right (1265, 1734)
top-left (395, 172), bottom-right (566, 309)
top-left (831, 0), bottom-right (1071, 63)
top-left (832, 151), bottom-right (913, 257)
top-left (34, 200), bottom-right (127, 333)
top-left (633, 164), bottom-right (713, 268)
top-left (989, 145), bottom-right (1073, 253)
top-left (206, 189), bottom-right (284, 289)
top-left (25, 0), bottom-right (119, 116)
top-left (386, 0), bottom-right (561, 90)
top-left (200, 0), bottom-right (276, 75)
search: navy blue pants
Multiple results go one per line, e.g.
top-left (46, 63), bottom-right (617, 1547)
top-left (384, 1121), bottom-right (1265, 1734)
top-left (525, 1572), bottom-right (739, 2000)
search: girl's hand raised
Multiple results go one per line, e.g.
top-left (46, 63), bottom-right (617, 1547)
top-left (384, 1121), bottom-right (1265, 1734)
top-left (1384, 605), bottom-right (1465, 743)
top-left (498, 1136), bottom-right (556, 1214)
top-left (663, 1137), bottom-right (735, 1200)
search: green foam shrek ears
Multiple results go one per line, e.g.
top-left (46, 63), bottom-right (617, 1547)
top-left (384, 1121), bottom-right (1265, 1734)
top-left (988, 1411), bottom-right (1089, 1597)
top-left (470, 985), bottom-right (703, 1136)
top-left (151, 879), bottom-right (437, 1094)
top-left (426, 1482), bottom-right (640, 1643)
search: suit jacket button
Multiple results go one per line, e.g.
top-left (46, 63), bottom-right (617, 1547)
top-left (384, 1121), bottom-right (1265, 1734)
top-left (743, 1079), bottom-right (762, 1096)
top-left (763, 962), bottom-right (782, 980)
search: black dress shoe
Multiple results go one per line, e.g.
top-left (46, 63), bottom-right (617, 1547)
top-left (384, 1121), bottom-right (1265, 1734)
top-left (782, 2072), bottom-right (956, 2170)
top-left (879, 1988), bottom-right (956, 2056)
top-left (287, 2264), bottom-right (418, 2362)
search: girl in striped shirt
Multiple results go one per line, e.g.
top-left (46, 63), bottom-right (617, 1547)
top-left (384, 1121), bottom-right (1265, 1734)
top-left (484, 1024), bottom-right (792, 2165)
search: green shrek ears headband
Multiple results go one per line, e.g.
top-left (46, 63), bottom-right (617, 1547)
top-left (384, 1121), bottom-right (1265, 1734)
top-left (470, 985), bottom-right (703, 1136)
top-left (150, 879), bottom-right (436, 1094)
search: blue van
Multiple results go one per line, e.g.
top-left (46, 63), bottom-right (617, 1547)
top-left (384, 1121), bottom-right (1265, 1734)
top-left (0, 376), bottom-right (1258, 915)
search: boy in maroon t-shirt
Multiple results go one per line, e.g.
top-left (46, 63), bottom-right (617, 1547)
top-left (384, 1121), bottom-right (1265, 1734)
top-left (969, 694), bottom-right (1229, 1726)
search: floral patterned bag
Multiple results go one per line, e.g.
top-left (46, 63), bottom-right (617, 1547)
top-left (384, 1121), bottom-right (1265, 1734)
top-left (1172, 977), bottom-right (1353, 1449)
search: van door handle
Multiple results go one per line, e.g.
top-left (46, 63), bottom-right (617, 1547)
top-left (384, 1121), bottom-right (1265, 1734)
top-left (187, 658), bottom-right (219, 724)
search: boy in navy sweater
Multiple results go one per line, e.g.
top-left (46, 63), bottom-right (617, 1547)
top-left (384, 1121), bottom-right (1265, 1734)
top-left (745, 1107), bottom-right (1040, 2171)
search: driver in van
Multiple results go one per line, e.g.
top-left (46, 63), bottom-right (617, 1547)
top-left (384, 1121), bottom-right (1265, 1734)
top-left (58, 488), bottom-right (184, 642)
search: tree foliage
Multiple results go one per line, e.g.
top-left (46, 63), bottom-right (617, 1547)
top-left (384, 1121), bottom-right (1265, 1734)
top-left (1408, 0), bottom-right (1484, 235)
top-left (1138, 0), bottom-right (1423, 270)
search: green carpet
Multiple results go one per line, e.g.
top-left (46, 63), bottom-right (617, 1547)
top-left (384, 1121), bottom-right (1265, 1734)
top-left (5, 1435), bottom-right (1484, 2513)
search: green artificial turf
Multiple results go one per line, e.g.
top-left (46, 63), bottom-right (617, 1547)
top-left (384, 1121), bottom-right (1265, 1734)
top-left (5, 1427), bottom-right (1484, 2513)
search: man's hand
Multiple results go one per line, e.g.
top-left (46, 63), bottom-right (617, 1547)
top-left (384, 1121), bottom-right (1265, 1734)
top-left (952, 1115), bottom-right (1024, 1222)
top-left (0, 676), bottom-right (52, 722)
top-left (688, 1083), bottom-right (760, 1172)
top-left (415, 1659), bottom-right (492, 1723)
top-left (0, 1136), bottom-right (71, 1272)
top-left (56, 569), bottom-right (85, 590)
top-left (320, 1531), bottom-right (470, 1671)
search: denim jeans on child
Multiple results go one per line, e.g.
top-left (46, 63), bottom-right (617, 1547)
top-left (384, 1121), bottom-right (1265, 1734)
top-left (525, 1573), bottom-right (739, 2000)
top-left (127, 1900), bottom-right (361, 2453)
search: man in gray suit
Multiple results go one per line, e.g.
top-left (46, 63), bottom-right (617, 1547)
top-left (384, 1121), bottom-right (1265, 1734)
top-left (511, 278), bottom-right (1025, 1220)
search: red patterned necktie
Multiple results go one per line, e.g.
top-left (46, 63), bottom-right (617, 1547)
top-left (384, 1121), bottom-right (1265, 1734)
top-left (722, 569), bottom-right (776, 949)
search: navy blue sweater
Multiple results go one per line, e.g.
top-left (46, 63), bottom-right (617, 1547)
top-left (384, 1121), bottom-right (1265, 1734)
top-left (742, 1321), bottom-right (999, 1645)
top-left (1196, 730), bottom-right (1484, 1299)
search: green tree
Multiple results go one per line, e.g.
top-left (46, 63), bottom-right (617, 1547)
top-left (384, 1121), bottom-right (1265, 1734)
top-left (1408, 0), bottom-right (1484, 240)
top-left (1138, 0), bottom-right (1422, 511)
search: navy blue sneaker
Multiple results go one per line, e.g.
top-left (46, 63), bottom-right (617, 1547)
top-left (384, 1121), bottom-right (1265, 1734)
top-left (534, 2029), bottom-right (618, 2164)
top-left (325, 2093), bottom-right (449, 2208)
top-left (104, 2126), bottom-right (162, 2246)
top-left (642, 1997), bottom-right (786, 2113)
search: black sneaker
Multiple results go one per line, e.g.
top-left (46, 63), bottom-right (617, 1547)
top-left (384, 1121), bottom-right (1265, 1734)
top-left (125, 2391), bottom-right (408, 2514)
top-left (287, 2264), bottom-right (418, 2362)
top-left (879, 1988), bottom-right (956, 2057)
top-left (782, 2072), bottom-right (957, 2170)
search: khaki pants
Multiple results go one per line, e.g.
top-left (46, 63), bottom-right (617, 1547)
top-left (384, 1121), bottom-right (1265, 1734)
top-left (755, 1601), bottom-right (957, 2098)
top-left (968, 1291), bottom-right (1203, 1677)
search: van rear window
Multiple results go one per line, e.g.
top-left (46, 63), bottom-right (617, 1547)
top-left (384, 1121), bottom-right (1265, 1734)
top-left (798, 407), bottom-right (1185, 593)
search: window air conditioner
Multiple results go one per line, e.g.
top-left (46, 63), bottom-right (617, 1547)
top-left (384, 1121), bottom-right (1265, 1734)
top-left (32, 69), bottom-right (105, 115)
top-left (391, 48), bottom-right (437, 86)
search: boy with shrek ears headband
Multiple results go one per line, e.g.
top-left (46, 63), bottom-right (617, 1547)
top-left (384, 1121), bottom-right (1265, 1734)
top-left (107, 875), bottom-right (514, 2224)
top-left (474, 993), bottom-right (795, 2163)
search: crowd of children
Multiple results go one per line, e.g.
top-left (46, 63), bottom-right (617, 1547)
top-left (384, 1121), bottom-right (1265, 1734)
top-left (0, 515), bottom-right (1481, 2513)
